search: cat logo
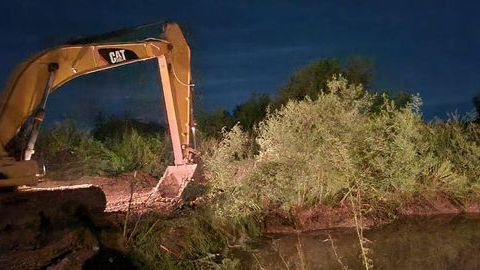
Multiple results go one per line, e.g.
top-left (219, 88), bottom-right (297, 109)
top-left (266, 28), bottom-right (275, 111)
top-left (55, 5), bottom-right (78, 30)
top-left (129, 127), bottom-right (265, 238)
top-left (98, 48), bottom-right (139, 65)
top-left (109, 50), bottom-right (126, 64)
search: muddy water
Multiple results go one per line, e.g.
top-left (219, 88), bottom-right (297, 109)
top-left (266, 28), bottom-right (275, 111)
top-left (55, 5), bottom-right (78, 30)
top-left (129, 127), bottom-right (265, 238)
top-left (250, 214), bottom-right (480, 270)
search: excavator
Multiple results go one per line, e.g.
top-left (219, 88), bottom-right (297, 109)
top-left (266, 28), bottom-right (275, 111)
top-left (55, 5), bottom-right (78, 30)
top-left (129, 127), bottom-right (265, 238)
top-left (0, 22), bottom-right (199, 197)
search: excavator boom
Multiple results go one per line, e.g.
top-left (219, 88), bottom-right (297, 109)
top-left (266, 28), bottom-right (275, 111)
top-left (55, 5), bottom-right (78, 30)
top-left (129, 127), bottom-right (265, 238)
top-left (0, 22), bottom-right (198, 193)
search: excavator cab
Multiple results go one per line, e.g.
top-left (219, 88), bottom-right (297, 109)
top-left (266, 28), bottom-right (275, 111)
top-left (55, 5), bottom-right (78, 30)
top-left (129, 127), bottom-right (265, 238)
top-left (0, 22), bottom-right (199, 199)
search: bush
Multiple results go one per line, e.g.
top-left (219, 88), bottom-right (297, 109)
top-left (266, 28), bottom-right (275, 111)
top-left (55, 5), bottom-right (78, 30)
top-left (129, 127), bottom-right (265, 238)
top-left (36, 121), bottom-right (111, 179)
top-left (36, 119), bottom-right (172, 179)
top-left (104, 129), bottom-right (171, 177)
top-left (205, 125), bottom-right (261, 220)
top-left (427, 117), bottom-right (480, 189)
top-left (206, 76), bottom-right (476, 219)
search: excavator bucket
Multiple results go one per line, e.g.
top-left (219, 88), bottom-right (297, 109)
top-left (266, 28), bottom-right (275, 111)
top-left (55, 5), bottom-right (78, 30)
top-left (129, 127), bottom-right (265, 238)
top-left (155, 164), bottom-right (199, 198)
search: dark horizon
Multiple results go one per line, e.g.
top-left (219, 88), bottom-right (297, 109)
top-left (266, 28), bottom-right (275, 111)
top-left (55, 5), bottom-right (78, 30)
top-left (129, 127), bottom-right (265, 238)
top-left (1, 0), bottom-right (479, 122)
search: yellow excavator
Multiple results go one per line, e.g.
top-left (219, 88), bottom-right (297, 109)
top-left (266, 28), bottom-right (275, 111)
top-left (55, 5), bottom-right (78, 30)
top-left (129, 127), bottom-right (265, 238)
top-left (0, 22), bottom-right (199, 196)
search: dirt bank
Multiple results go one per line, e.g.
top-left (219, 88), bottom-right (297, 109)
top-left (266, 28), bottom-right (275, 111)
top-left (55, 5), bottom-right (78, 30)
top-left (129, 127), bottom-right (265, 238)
top-left (264, 194), bottom-right (480, 233)
top-left (37, 172), bottom-right (180, 213)
top-left (33, 175), bottom-right (480, 234)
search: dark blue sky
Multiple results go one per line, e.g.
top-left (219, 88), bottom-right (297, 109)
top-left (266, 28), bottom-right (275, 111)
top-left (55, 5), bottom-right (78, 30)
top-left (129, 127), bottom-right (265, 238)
top-left (1, 0), bottom-right (479, 123)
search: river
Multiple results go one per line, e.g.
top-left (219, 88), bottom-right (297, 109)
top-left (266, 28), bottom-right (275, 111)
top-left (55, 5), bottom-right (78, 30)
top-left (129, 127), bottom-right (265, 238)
top-left (248, 214), bottom-right (480, 269)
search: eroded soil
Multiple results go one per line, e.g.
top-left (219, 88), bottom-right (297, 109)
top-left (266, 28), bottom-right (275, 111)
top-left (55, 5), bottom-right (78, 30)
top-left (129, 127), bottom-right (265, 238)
top-left (265, 194), bottom-right (480, 233)
top-left (36, 172), bottom-right (179, 213)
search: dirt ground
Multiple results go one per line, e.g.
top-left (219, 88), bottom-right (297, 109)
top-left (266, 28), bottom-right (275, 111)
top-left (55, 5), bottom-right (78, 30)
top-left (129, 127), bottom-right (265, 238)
top-left (0, 172), bottom-right (189, 270)
top-left (29, 173), bottom-right (480, 234)
top-left (36, 172), bottom-right (179, 213)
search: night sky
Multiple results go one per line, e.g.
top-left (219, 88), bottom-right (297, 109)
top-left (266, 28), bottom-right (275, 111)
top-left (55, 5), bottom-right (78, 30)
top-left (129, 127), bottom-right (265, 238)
top-left (1, 0), bottom-right (479, 125)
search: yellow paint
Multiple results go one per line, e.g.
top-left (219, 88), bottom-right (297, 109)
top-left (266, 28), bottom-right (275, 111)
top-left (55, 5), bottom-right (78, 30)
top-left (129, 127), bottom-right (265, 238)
top-left (0, 23), bottom-right (194, 186)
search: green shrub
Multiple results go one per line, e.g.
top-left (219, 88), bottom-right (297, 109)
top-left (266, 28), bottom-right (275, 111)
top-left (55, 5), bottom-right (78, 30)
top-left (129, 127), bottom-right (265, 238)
top-left (206, 76), bottom-right (476, 219)
top-left (253, 78), bottom-right (369, 208)
top-left (104, 129), bottom-right (171, 177)
top-left (36, 119), bottom-right (172, 179)
top-left (205, 125), bottom-right (262, 221)
top-left (36, 121), bottom-right (111, 179)
top-left (427, 117), bottom-right (480, 188)
top-left (358, 96), bottom-right (468, 199)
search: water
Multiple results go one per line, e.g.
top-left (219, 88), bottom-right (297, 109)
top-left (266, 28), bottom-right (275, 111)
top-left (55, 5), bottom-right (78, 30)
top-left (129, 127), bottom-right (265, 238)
top-left (249, 214), bottom-right (480, 270)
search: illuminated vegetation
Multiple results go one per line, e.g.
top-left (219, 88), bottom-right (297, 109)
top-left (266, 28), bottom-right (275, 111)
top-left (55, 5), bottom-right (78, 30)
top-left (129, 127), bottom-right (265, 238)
top-left (206, 76), bottom-right (480, 223)
top-left (34, 61), bottom-right (480, 269)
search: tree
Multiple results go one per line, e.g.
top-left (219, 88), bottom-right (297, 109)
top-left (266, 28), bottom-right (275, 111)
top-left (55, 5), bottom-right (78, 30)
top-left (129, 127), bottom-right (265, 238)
top-left (196, 109), bottom-right (234, 138)
top-left (393, 91), bottom-right (413, 108)
top-left (197, 56), bottom-right (376, 138)
top-left (276, 58), bottom-right (342, 105)
top-left (92, 113), bottom-right (165, 143)
top-left (474, 95), bottom-right (480, 121)
top-left (370, 91), bottom-right (414, 114)
top-left (345, 56), bottom-right (374, 88)
top-left (233, 93), bottom-right (271, 130)
top-left (276, 57), bottom-right (374, 106)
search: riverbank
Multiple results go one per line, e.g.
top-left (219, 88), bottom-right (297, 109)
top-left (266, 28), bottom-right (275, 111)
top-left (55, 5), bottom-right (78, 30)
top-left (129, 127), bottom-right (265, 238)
top-left (264, 193), bottom-right (480, 233)
top-left (5, 173), bottom-right (480, 269)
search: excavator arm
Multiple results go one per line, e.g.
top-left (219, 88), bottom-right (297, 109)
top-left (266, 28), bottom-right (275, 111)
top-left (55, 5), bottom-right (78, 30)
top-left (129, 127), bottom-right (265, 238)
top-left (0, 22), bottom-right (198, 190)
